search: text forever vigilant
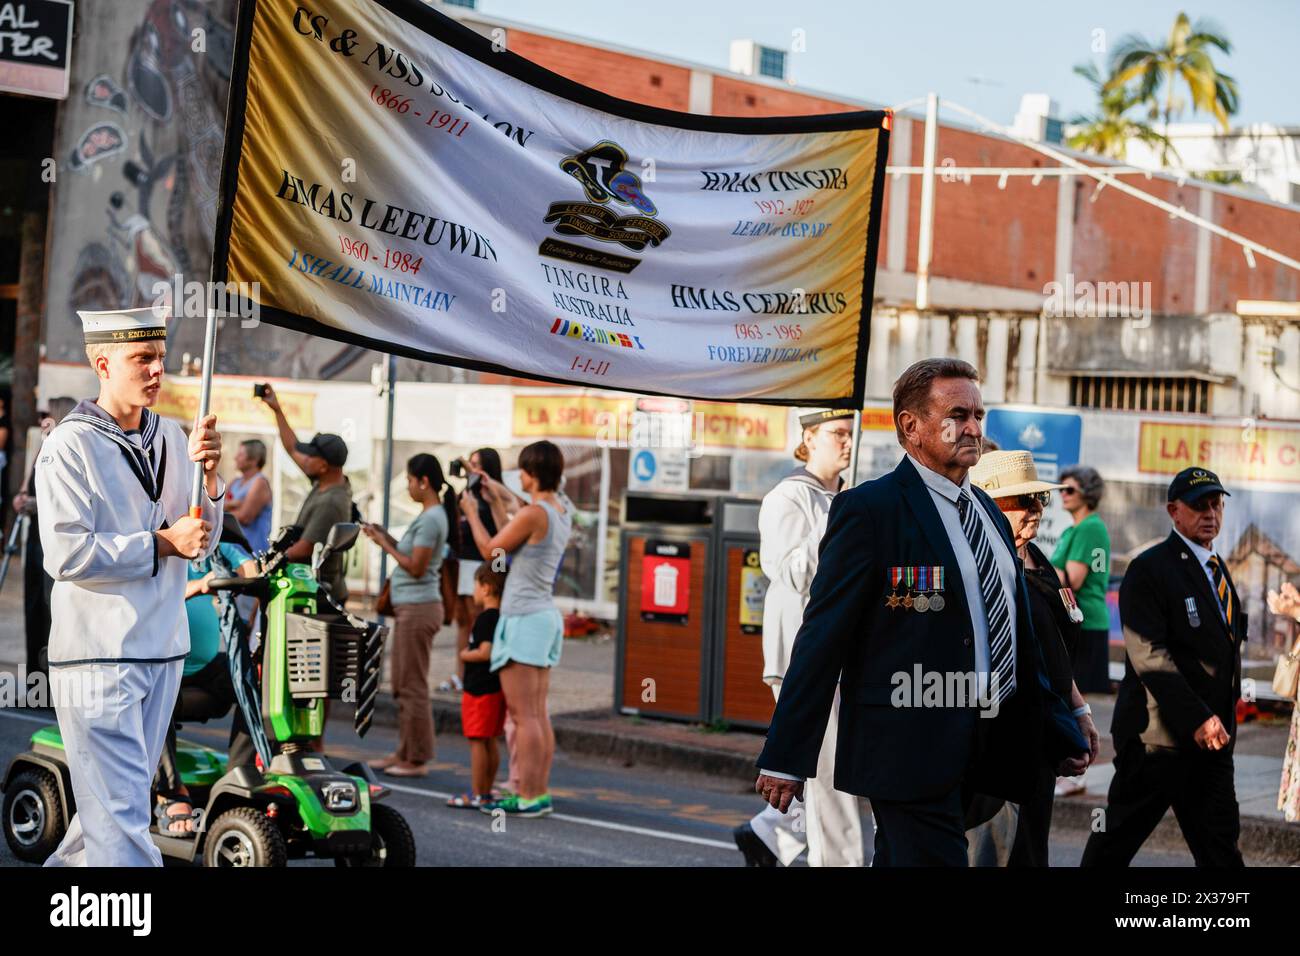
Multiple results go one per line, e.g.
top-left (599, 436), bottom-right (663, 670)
top-left (275, 170), bottom-right (497, 261)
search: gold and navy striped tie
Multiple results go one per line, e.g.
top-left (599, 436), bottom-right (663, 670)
top-left (1207, 555), bottom-right (1232, 629)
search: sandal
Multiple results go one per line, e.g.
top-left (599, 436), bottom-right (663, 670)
top-left (384, 761), bottom-right (430, 778)
top-left (446, 793), bottom-right (487, 809)
top-left (154, 797), bottom-right (201, 838)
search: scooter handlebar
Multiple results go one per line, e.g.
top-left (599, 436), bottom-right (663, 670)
top-left (206, 576), bottom-right (266, 595)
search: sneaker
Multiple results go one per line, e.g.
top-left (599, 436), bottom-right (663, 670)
top-left (479, 793), bottom-right (552, 817)
top-left (1054, 776), bottom-right (1087, 797)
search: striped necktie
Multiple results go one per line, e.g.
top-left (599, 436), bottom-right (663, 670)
top-left (1207, 555), bottom-right (1233, 630)
top-left (957, 490), bottom-right (1016, 702)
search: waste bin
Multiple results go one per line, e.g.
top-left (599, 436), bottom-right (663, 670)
top-left (614, 492), bottom-right (717, 721)
top-left (614, 491), bottom-right (770, 725)
top-left (709, 497), bottom-right (773, 729)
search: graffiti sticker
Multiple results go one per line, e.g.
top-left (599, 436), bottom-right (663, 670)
top-left (85, 74), bottom-right (129, 113)
top-left (69, 123), bottom-right (128, 172)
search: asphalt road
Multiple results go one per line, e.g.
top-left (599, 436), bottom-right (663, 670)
top-left (0, 706), bottom-right (1198, 867)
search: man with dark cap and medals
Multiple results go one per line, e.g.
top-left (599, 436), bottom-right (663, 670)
top-left (733, 408), bottom-right (869, 867)
top-left (36, 307), bottom-right (224, 866)
top-left (1082, 467), bottom-right (1246, 867)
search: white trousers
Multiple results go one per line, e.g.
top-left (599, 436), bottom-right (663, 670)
top-left (45, 660), bottom-right (182, 868)
top-left (750, 685), bottom-right (870, 867)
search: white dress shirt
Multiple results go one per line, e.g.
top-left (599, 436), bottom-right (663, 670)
top-left (1174, 530), bottom-right (1227, 624)
top-left (906, 454), bottom-right (1018, 687)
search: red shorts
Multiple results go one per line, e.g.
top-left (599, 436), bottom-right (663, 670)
top-left (461, 690), bottom-right (506, 739)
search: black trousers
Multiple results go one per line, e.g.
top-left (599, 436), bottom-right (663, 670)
top-left (155, 655), bottom-right (256, 795)
top-left (22, 522), bottom-right (51, 679)
top-left (871, 717), bottom-right (990, 867)
top-left (872, 786), bottom-right (969, 866)
top-left (1081, 739), bottom-right (1243, 867)
top-left (1007, 760), bottom-right (1056, 867)
top-left (1073, 627), bottom-right (1111, 694)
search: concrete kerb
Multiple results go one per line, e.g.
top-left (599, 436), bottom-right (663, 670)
top-left (373, 694), bottom-right (761, 780)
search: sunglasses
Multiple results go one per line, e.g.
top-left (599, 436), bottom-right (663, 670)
top-left (1059, 486), bottom-right (1079, 496)
top-left (1019, 491), bottom-right (1052, 508)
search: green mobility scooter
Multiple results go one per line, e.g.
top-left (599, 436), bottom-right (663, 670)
top-left (2, 521), bottom-right (415, 867)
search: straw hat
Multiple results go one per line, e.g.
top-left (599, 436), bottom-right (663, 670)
top-left (968, 450), bottom-right (1065, 499)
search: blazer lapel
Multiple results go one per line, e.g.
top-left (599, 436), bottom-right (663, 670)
top-left (1166, 533), bottom-right (1231, 641)
top-left (895, 456), bottom-right (971, 626)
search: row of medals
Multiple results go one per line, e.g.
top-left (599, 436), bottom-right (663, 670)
top-left (888, 589), bottom-right (945, 612)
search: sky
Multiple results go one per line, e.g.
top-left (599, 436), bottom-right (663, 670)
top-left (473, 0), bottom-right (1298, 127)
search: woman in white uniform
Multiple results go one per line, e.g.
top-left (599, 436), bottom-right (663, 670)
top-left (733, 409), bottom-right (869, 867)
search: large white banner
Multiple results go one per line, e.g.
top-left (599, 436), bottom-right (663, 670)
top-left (214, 0), bottom-right (890, 405)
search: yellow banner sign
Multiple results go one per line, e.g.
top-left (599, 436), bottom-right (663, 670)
top-left (693, 402), bottom-right (788, 451)
top-left (512, 395), bottom-right (632, 439)
top-left (862, 406), bottom-right (895, 431)
top-left (1138, 422), bottom-right (1300, 484)
top-left (155, 380), bottom-right (315, 431)
top-left (512, 394), bottom-right (787, 451)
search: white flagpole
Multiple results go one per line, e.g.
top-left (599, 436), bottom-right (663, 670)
top-left (189, 309), bottom-right (219, 517)
top-left (848, 409), bottom-right (863, 487)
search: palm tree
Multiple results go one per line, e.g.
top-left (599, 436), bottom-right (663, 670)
top-left (1067, 62), bottom-right (1177, 162)
top-left (1105, 12), bottom-right (1240, 165)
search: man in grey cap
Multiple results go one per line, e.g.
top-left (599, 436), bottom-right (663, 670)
top-left (1082, 466), bottom-right (1245, 867)
top-left (256, 384), bottom-right (353, 603)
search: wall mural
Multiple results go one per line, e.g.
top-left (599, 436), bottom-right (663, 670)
top-left (44, 0), bottom-right (399, 382)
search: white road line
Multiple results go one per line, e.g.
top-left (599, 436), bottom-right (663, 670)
top-left (382, 781), bottom-right (736, 851)
top-left (0, 712), bottom-right (738, 853)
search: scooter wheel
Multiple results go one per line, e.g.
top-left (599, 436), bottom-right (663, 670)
top-left (334, 803), bottom-right (416, 867)
top-left (3, 767), bottom-right (66, 864)
top-left (203, 807), bottom-right (287, 867)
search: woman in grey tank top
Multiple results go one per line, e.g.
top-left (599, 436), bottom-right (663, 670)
top-left (461, 441), bottom-right (571, 818)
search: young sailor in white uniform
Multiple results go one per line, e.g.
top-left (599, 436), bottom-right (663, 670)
top-left (35, 307), bottom-right (224, 867)
top-left (733, 409), bottom-right (869, 867)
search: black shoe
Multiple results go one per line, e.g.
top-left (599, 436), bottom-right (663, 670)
top-left (733, 822), bottom-right (779, 867)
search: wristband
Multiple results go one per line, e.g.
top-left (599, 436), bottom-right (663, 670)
top-left (1071, 704), bottom-right (1092, 718)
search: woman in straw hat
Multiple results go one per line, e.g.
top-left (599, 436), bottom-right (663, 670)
top-left (968, 450), bottom-right (1100, 865)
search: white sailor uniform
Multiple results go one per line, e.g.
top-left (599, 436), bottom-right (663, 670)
top-left (35, 400), bottom-right (222, 866)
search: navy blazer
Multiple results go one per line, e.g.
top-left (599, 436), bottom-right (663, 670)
top-left (756, 455), bottom-right (1088, 804)
top-left (1111, 531), bottom-right (1246, 751)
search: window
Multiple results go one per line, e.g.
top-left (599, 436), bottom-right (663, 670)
top-left (757, 46), bottom-right (786, 80)
top-left (1069, 375), bottom-right (1211, 414)
top-left (441, 0), bottom-right (475, 8)
top-left (689, 454), bottom-right (731, 491)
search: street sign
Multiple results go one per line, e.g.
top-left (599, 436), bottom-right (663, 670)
top-left (985, 408), bottom-right (1083, 553)
top-left (985, 408), bottom-right (1082, 482)
top-left (0, 0), bottom-right (74, 100)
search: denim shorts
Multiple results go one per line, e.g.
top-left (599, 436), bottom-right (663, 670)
top-left (490, 608), bottom-right (564, 670)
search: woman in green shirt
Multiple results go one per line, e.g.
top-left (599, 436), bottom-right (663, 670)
top-left (1051, 465), bottom-right (1112, 695)
top-left (361, 454), bottom-right (452, 777)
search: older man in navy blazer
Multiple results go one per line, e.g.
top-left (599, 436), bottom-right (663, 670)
top-left (755, 358), bottom-right (1090, 866)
